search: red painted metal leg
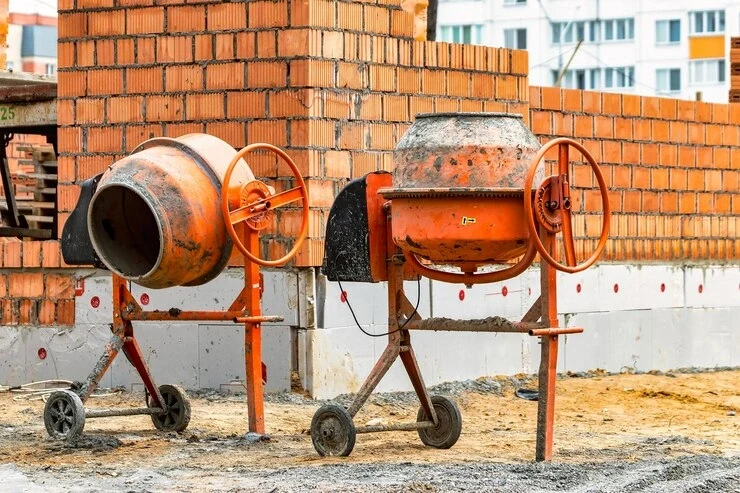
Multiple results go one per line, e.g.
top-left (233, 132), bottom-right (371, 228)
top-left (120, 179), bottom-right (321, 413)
top-left (399, 343), bottom-right (437, 424)
top-left (347, 339), bottom-right (400, 417)
top-left (244, 229), bottom-right (265, 433)
top-left (121, 326), bottom-right (164, 408)
top-left (77, 333), bottom-right (124, 402)
top-left (77, 275), bottom-right (130, 402)
top-left (396, 292), bottom-right (435, 421)
top-left (348, 242), bottom-right (409, 418)
top-left (536, 229), bottom-right (559, 461)
top-left (536, 334), bottom-right (558, 461)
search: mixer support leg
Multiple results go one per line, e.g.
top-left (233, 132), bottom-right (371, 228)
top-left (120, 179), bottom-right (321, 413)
top-left (244, 229), bottom-right (265, 434)
top-left (536, 231), bottom-right (559, 462)
top-left (122, 325), bottom-right (164, 408)
top-left (348, 255), bottom-right (414, 418)
top-left (77, 333), bottom-right (123, 402)
top-left (347, 341), bottom-right (400, 417)
top-left (399, 343), bottom-right (437, 424)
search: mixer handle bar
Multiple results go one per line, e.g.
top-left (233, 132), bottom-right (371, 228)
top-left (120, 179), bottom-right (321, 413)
top-left (524, 138), bottom-right (610, 274)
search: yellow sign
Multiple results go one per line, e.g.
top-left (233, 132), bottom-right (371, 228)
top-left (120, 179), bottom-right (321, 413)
top-left (461, 216), bottom-right (476, 225)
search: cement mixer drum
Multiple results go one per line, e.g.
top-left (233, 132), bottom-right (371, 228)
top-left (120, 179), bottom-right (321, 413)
top-left (87, 134), bottom-right (252, 289)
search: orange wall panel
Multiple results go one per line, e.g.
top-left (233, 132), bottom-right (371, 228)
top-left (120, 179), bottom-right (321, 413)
top-left (689, 35), bottom-right (725, 59)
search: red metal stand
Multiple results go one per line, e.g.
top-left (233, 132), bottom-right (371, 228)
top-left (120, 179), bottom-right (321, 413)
top-left (536, 229), bottom-right (560, 461)
top-left (69, 228), bottom-right (277, 436)
top-left (310, 206), bottom-right (582, 459)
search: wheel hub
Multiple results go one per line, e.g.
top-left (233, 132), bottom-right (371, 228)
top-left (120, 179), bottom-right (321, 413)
top-left (535, 180), bottom-right (563, 234)
top-left (240, 181), bottom-right (274, 231)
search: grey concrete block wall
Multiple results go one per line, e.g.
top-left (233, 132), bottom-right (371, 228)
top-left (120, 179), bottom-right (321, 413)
top-left (0, 264), bottom-right (737, 400)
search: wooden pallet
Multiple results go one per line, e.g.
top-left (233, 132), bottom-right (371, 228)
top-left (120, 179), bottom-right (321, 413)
top-left (0, 143), bottom-right (57, 237)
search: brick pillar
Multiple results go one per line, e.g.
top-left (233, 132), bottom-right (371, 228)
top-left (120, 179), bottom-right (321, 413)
top-left (57, 0), bottom-right (530, 268)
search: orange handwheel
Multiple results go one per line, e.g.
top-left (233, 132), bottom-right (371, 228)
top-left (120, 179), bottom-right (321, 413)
top-left (221, 143), bottom-right (310, 267)
top-left (524, 138), bottom-right (610, 273)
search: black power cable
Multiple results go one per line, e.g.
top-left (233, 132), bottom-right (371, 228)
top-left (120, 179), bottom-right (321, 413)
top-left (337, 277), bottom-right (421, 337)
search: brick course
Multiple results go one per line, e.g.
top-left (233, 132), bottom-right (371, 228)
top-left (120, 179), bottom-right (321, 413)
top-left (531, 87), bottom-right (740, 262)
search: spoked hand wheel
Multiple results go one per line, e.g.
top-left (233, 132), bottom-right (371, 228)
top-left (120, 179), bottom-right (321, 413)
top-left (221, 143), bottom-right (310, 267)
top-left (523, 138), bottom-right (610, 273)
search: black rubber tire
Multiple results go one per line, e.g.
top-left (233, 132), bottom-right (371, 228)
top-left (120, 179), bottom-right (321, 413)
top-left (148, 384), bottom-right (191, 432)
top-left (417, 395), bottom-right (462, 449)
top-left (310, 404), bottom-right (356, 457)
top-left (44, 390), bottom-right (86, 440)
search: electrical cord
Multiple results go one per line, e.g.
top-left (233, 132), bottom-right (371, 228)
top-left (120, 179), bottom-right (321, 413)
top-left (337, 277), bottom-right (421, 337)
top-left (1, 380), bottom-right (122, 402)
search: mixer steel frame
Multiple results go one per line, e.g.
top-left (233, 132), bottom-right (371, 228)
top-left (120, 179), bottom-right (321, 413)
top-left (339, 211), bottom-right (581, 461)
top-left (48, 227), bottom-right (277, 437)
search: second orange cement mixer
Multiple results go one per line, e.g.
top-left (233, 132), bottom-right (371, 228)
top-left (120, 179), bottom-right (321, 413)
top-left (315, 112), bottom-right (610, 460)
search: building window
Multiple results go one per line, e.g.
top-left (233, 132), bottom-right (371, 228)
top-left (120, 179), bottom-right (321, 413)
top-left (504, 0), bottom-right (526, 4)
top-left (45, 64), bottom-right (57, 76)
top-left (553, 68), bottom-right (600, 90)
top-left (552, 21), bottom-right (588, 44)
top-left (690, 59), bottom-right (726, 84)
top-left (438, 25), bottom-right (483, 45)
top-left (588, 21), bottom-right (600, 42)
top-left (604, 66), bottom-right (635, 88)
top-left (656, 68), bottom-right (681, 93)
top-left (656, 20), bottom-right (681, 44)
top-left (555, 19), bottom-right (634, 44)
top-left (690, 11), bottom-right (725, 35)
top-left (588, 68), bottom-right (601, 89)
top-left (603, 19), bottom-right (634, 41)
top-left (504, 28), bottom-right (527, 49)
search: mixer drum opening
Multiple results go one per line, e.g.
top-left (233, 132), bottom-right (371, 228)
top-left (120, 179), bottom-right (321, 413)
top-left (88, 185), bottom-right (162, 279)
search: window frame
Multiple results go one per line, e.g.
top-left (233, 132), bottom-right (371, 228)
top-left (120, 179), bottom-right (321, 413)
top-left (689, 10), bottom-right (725, 35)
top-left (438, 24), bottom-right (484, 45)
top-left (689, 59), bottom-right (726, 84)
top-left (604, 66), bottom-right (635, 89)
top-left (602, 18), bottom-right (634, 42)
top-left (656, 68), bottom-right (681, 93)
top-left (504, 28), bottom-right (527, 49)
top-left (656, 19), bottom-right (681, 45)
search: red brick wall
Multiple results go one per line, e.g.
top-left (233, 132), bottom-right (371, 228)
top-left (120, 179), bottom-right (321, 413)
top-left (0, 140), bottom-right (70, 326)
top-left (54, 0), bottom-right (529, 268)
top-left (0, 270), bottom-right (74, 325)
top-left (530, 87), bottom-right (740, 262)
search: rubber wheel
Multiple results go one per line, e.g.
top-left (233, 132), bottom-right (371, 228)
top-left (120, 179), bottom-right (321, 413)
top-left (44, 390), bottom-right (86, 440)
top-left (310, 404), bottom-right (356, 457)
top-left (417, 395), bottom-right (462, 449)
top-left (148, 384), bottom-right (191, 432)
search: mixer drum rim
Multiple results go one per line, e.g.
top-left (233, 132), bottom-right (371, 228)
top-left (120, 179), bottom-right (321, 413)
top-left (378, 187), bottom-right (530, 199)
top-left (413, 111), bottom-right (524, 120)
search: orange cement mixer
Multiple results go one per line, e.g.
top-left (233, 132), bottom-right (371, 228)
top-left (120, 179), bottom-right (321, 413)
top-left (314, 112), bottom-right (610, 460)
top-left (50, 135), bottom-right (308, 440)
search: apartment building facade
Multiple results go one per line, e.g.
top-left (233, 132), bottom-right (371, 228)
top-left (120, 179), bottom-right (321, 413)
top-left (5, 0), bottom-right (57, 75)
top-left (437, 0), bottom-right (740, 103)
